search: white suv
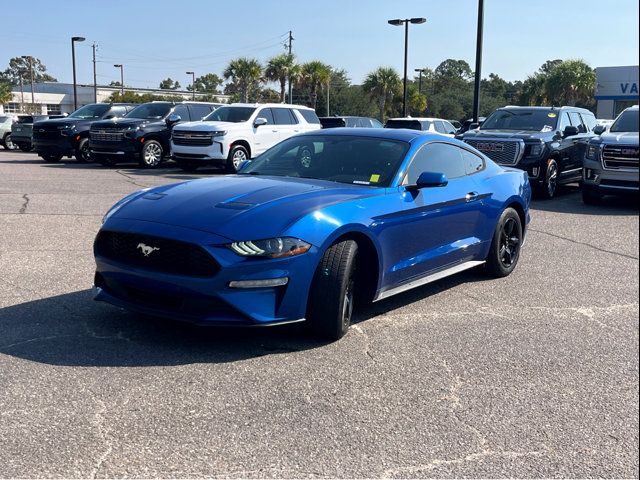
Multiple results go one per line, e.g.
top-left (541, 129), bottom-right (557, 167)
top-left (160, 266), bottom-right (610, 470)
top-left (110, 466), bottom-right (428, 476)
top-left (171, 103), bottom-right (321, 172)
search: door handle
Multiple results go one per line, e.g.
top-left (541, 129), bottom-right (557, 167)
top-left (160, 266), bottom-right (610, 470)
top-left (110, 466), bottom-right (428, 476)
top-left (465, 191), bottom-right (479, 202)
top-left (272, 129), bottom-right (279, 133)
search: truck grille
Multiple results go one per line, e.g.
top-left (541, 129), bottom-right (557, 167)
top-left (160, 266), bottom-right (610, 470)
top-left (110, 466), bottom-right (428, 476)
top-left (464, 139), bottom-right (524, 165)
top-left (90, 128), bottom-right (124, 141)
top-left (602, 145), bottom-right (639, 170)
top-left (94, 230), bottom-right (219, 278)
top-left (33, 127), bottom-right (62, 140)
top-left (172, 131), bottom-right (214, 146)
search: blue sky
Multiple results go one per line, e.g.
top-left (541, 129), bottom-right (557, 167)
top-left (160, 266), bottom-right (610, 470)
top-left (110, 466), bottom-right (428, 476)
top-left (1, 0), bottom-right (638, 89)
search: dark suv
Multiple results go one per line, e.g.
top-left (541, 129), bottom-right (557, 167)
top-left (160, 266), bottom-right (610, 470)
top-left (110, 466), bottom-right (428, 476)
top-left (11, 114), bottom-right (67, 152)
top-left (33, 104), bottom-right (133, 163)
top-left (89, 101), bottom-right (220, 168)
top-left (462, 106), bottom-right (597, 198)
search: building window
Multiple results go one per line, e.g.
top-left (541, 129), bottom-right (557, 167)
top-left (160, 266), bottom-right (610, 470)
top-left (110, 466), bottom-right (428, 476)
top-left (46, 104), bottom-right (62, 115)
top-left (2, 103), bottom-right (21, 113)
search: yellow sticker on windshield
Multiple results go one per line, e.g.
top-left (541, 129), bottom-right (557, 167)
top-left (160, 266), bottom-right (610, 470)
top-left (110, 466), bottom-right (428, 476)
top-left (547, 112), bottom-right (557, 118)
top-left (370, 174), bottom-right (381, 183)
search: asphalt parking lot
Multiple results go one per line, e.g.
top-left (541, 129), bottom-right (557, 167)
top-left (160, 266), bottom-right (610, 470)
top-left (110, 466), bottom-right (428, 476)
top-left (0, 150), bottom-right (638, 478)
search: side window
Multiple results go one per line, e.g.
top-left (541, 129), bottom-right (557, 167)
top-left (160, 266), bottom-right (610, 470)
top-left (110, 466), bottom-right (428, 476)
top-left (295, 109), bottom-right (320, 124)
top-left (557, 112), bottom-right (571, 132)
top-left (582, 113), bottom-right (597, 132)
top-left (370, 118), bottom-right (383, 128)
top-left (256, 108), bottom-right (275, 125)
top-left (421, 120), bottom-right (433, 131)
top-left (404, 142), bottom-right (467, 184)
top-left (568, 112), bottom-right (585, 132)
top-left (172, 104), bottom-right (191, 122)
top-left (434, 120), bottom-right (447, 134)
top-left (460, 148), bottom-right (485, 175)
top-left (442, 121), bottom-right (457, 135)
top-left (190, 104), bottom-right (213, 120)
top-left (272, 108), bottom-right (295, 125)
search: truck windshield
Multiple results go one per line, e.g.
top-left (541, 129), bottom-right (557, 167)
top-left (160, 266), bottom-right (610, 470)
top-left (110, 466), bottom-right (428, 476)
top-left (68, 104), bottom-right (110, 119)
top-left (481, 109), bottom-right (558, 131)
top-left (610, 110), bottom-right (639, 133)
top-left (203, 106), bottom-right (256, 123)
top-left (126, 103), bottom-right (172, 120)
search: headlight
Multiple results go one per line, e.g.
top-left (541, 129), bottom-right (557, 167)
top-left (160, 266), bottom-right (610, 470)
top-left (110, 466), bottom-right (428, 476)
top-left (124, 126), bottom-right (142, 138)
top-left (527, 143), bottom-right (544, 157)
top-left (102, 188), bottom-right (150, 224)
top-left (229, 237), bottom-right (311, 258)
top-left (211, 130), bottom-right (227, 137)
top-left (58, 125), bottom-right (75, 136)
top-left (586, 144), bottom-right (600, 160)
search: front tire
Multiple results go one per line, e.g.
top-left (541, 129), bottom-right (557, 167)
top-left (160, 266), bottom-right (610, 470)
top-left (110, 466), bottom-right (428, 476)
top-left (2, 134), bottom-right (17, 150)
top-left (307, 240), bottom-right (358, 341)
top-left (139, 140), bottom-right (164, 168)
top-left (226, 145), bottom-right (248, 173)
top-left (75, 138), bottom-right (92, 163)
top-left (539, 158), bottom-right (559, 199)
top-left (485, 208), bottom-right (523, 278)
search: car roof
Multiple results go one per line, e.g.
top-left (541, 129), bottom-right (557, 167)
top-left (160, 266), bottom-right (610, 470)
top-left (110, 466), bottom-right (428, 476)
top-left (497, 105), bottom-right (594, 114)
top-left (229, 103), bottom-right (313, 110)
top-left (387, 117), bottom-right (449, 122)
top-left (296, 127), bottom-right (447, 143)
top-left (624, 105), bottom-right (639, 111)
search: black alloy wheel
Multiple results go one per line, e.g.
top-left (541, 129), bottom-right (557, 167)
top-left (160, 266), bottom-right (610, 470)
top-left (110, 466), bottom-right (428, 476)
top-left (75, 138), bottom-right (92, 163)
top-left (485, 207), bottom-right (523, 278)
top-left (541, 159), bottom-right (559, 199)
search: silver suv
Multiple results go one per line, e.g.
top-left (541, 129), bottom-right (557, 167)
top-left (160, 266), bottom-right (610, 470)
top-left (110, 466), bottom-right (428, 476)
top-left (0, 114), bottom-right (20, 150)
top-left (582, 105), bottom-right (639, 203)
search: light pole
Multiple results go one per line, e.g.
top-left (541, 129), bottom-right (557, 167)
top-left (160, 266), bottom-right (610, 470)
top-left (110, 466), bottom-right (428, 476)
top-left (414, 68), bottom-right (425, 94)
top-left (113, 64), bottom-right (124, 96)
top-left (472, 0), bottom-right (484, 123)
top-left (71, 36), bottom-right (85, 111)
top-left (186, 71), bottom-right (195, 100)
top-left (388, 17), bottom-right (426, 117)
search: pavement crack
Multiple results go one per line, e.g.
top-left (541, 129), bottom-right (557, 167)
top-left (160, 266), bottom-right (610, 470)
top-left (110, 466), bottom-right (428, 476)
top-left (89, 397), bottom-right (114, 479)
top-left (351, 324), bottom-right (375, 361)
top-left (115, 170), bottom-right (151, 188)
top-left (529, 227), bottom-right (639, 260)
top-left (18, 194), bottom-right (29, 214)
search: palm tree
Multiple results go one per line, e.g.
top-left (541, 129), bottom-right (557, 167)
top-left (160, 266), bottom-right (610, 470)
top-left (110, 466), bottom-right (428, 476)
top-left (298, 61), bottom-right (332, 109)
top-left (223, 57), bottom-right (263, 103)
top-left (544, 60), bottom-right (595, 106)
top-left (265, 54), bottom-right (296, 103)
top-left (362, 67), bottom-right (402, 122)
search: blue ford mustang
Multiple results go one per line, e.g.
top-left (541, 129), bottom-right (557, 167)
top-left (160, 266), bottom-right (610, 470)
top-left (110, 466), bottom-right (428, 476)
top-left (94, 129), bottom-right (531, 340)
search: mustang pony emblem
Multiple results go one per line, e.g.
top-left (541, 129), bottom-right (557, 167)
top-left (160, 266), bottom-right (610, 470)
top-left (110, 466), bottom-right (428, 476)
top-left (137, 243), bottom-right (160, 257)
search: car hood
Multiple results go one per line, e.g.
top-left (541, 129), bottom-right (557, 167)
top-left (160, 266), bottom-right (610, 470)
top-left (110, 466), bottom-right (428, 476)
top-left (91, 118), bottom-right (162, 129)
top-left (463, 129), bottom-right (547, 141)
top-left (33, 117), bottom-right (93, 130)
top-left (111, 175), bottom-right (378, 241)
top-left (173, 121), bottom-right (248, 132)
top-left (599, 131), bottom-right (639, 144)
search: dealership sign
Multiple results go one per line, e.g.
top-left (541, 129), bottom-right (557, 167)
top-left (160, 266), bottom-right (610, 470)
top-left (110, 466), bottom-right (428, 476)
top-left (595, 66), bottom-right (639, 100)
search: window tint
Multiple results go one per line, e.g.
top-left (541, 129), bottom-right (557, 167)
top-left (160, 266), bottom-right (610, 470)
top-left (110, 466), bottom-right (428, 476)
top-left (442, 121), bottom-right (457, 135)
top-left (190, 104), bottom-right (214, 120)
top-left (272, 108), bottom-right (296, 125)
top-left (385, 119), bottom-right (422, 130)
top-left (582, 113), bottom-right (597, 131)
top-left (345, 118), bottom-right (359, 127)
top-left (569, 112), bottom-right (585, 132)
top-left (296, 109), bottom-right (320, 124)
top-left (557, 112), bottom-right (571, 132)
top-left (405, 142), bottom-right (466, 184)
top-left (172, 104), bottom-right (191, 122)
top-left (370, 118), bottom-right (383, 128)
top-left (421, 120), bottom-right (433, 131)
top-left (434, 121), bottom-right (447, 134)
top-left (460, 148), bottom-right (484, 175)
top-left (256, 108), bottom-right (275, 125)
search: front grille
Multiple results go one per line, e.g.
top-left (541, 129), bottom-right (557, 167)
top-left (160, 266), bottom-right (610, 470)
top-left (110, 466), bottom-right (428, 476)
top-left (94, 230), bottom-right (219, 277)
top-left (90, 128), bottom-right (125, 142)
top-left (33, 128), bottom-right (62, 140)
top-left (465, 139), bottom-right (523, 165)
top-left (602, 144), bottom-right (639, 170)
top-left (172, 131), bottom-right (213, 146)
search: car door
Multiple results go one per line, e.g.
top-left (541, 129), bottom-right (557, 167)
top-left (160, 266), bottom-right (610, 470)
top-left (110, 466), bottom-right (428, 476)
top-left (376, 142), bottom-right (486, 288)
top-left (566, 111), bottom-right (591, 174)
top-left (555, 111), bottom-right (576, 171)
top-left (253, 107), bottom-right (279, 155)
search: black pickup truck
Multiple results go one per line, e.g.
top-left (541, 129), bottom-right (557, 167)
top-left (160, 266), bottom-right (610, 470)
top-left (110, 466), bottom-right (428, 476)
top-left (462, 106), bottom-right (597, 198)
top-left (32, 103), bottom-right (133, 163)
top-left (89, 101), bottom-right (220, 168)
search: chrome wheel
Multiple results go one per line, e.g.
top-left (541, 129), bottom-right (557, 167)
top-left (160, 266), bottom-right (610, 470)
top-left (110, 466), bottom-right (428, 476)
top-left (499, 217), bottom-right (521, 268)
top-left (546, 162), bottom-right (558, 197)
top-left (143, 142), bottom-right (162, 166)
top-left (4, 134), bottom-right (17, 150)
top-left (232, 148), bottom-right (247, 169)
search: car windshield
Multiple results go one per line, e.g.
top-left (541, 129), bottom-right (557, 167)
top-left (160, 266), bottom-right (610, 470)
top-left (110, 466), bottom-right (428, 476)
top-left (0, 116), bottom-right (9, 123)
top-left (610, 110), bottom-right (639, 133)
top-left (240, 135), bottom-right (409, 187)
top-left (68, 104), bottom-right (110, 119)
top-left (126, 103), bottom-right (172, 120)
top-left (481, 109), bottom-right (558, 131)
top-left (203, 106), bottom-right (256, 123)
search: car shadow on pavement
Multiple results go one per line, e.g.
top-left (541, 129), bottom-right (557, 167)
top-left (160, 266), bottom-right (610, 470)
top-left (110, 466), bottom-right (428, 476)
top-left (531, 186), bottom-right (639, 216)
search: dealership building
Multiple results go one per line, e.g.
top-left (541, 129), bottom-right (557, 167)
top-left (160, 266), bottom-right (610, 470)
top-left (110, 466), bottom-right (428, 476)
top-left (0, 82), bottom-right (229, 115)
top-left (594, 65), bottom-right (639, 119)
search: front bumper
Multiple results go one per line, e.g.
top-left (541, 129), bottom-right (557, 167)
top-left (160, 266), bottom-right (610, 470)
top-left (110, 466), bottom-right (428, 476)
top-left (90, 138), bottom-right (141, 158)
top-left (171, 141), bottom-right (228, 164)
top-left (33, 136), bottom-right (77, 156)
top-left (583, 157), bottom-right (639, 194)
top-left (94, 218), bottom-right (318, 326)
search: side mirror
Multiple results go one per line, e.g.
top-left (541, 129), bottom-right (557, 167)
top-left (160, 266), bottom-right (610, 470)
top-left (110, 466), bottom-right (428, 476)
top-left (237, 160), bottom-right (251, 172)
top-left (253, 117), bottom-right (268, 128)
top-left (407, 171), bottom-right (449, 191)
top-left (104, 114), bottom-right (116, 120)
top-left (468, 122), bottom-right (479, 130)
top-left (563, 125), bottom-right (579, 137)
top-left (593, 124), bottom-right (606, 135)
top-left (166, 114), bottom-right (182, 125)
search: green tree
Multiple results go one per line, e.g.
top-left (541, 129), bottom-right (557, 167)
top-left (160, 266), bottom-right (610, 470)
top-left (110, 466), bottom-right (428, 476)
top-left (518, 73), bottom-right (548, 105)
top-left (544, 59), bottom-right (595, 107)
top-left (189, 73), bottom-right (223, 94)
top-left (407, 83), bottom-right (427, 116)
top-left (159, 78), bottom-right (181, 90)
top-left (223, 57), bottom-right (263, 103)
top-left (298, 61), bottom-right (332, 110)
top-left (0, 80), bottom-right (12, 104)
top-left (265, 54), bottom-right (296, 103)
top-left (1, 56), bottom-right (57, 85)
top-left (107, 91), bottom-right (182, 103)
top-left (362, 66), bottom-right (402, 122)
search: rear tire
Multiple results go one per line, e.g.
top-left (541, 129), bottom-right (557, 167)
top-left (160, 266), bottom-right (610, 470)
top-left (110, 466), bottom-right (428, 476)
top-left (2, 134), bottom-right (17, 150)
top-left (42, 154), bottom-right (62, 163)
top-left (307, 240), bottom-right (358, 341)
top-left (75, 138), bottom-right (92, 163)
top-left (582, 187), bottom-right (602, 205)
top-left (226, 145), bottom-right (248, 173)
top-left (485, 208), bottom-right (523, 278)
top-left (139, 140), bottom-right (163, 168)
